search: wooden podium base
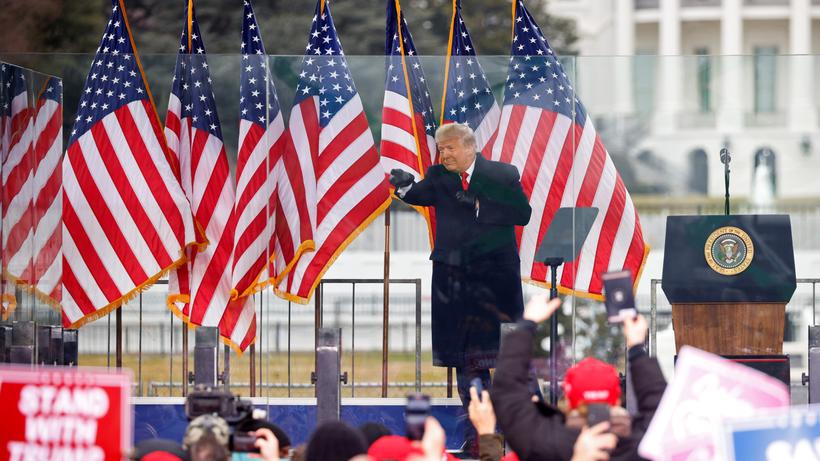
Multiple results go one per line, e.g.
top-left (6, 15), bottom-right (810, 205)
top-left (671, 303), bottom-right (785, 355)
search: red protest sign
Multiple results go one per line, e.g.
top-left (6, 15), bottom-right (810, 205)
top-left (0, 366), bottom-right (132, 461)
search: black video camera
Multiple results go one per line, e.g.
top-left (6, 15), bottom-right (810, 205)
top-left (184, 386), bottom-right (263, 453)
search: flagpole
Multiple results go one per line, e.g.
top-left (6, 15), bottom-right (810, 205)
top-left (181, 0), bottom-right (193, 397)
top-left (393, 0), bottom-right (434, 247)
top-left (382, 204), bottom-right (391, 398)
top-left (182, 326), bottom-right (189, 396)
top-left (439, 0), bottom-right (458, 126)
top-left (116, 306), bottom-right (123, 368)
top-left (384, 0), bottom-right (427, 397)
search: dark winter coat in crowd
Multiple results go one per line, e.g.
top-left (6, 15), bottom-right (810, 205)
top-left (491, 321), bottom-right (667, 461)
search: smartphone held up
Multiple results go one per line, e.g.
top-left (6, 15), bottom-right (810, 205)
top-left (405, 393), bottom-right (431, 441)
top-left (602, 270), bottom-right (637, 323)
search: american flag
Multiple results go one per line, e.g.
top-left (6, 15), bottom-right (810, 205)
top-left (1, 64), bottom-right (34, 315)
top-left (441, 0), bottom-right (500, 152)
top-left (26, 77), bottom-right (63, 307)
top-left (62, 0), bottom-right (197, 327)
top-left (165, 1), bottom-right (239, 343)
top-left (277, 0), bottom-right (391, 303)
top-left (380, 0), bottom-right (437, 245)
top-left (223, 0), bottom-right (302, 351)
top-left (487, 0), bottom-right (648, 297)
top-left (236, 0), bottom-right (314, 298)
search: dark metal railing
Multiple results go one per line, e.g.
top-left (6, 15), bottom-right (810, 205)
top-left (315, 278), bottom-right (423, 397)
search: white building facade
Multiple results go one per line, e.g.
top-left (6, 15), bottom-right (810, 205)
top-left (547, 0), bottom-right (820, 200)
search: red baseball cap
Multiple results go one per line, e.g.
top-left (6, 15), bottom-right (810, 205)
top-left (368, 435), bottom-right (459, 461)
top-left (368, 435), bottom-right (423, 461)
top-left (562, 357), bottom-right (621, 409)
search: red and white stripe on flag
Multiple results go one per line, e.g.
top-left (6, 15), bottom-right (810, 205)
top-left (164, 3), bottom-right (244, 351)
top-left (486, 0), bottom-right (648, 298)
top-left (26, 78), bottom-right (63, 307)
top-left (380, 0), bottom-right (438, 247)
top-left (226, 0), bottom-right (314, 351)
top-left (61, 0), bottom-right (198, 328)
top-left (276, 0), bottom-right (391, 303)
top-left (490, 109), bottom-right (648, 296)
top-left (1, 65), bottom-right (34, 316)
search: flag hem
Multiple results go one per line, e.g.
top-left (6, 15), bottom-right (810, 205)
top-left (2, 269), bottom-right (61, 311)
top-left (66, 239), bottom-right (202, 329)
top-left (275, 196), bottom-right (393, 304)
top-left (523, 243), bottom-right (651, 301)
top-left (233, 239), bottom-right (317, 300)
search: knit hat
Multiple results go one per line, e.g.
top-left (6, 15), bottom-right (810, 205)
top-left (562, 357), bottom-right (621, 409)
top-left (182, 414), bottom-right (230, 449)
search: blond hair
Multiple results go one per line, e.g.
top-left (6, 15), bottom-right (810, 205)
top-left (435, 123), bottom-right (477, 150)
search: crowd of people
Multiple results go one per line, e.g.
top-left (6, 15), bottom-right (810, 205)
top-left (132, 294), bottom-right (665, 461)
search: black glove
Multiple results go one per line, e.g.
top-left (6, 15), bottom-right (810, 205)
top-left (455, 190), bottom-right (477, 208)
top-left (389, 169), bottom-right (415, 188)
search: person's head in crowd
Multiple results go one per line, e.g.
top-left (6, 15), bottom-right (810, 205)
top-left (304, 421), bottom-right (367, 461)
top-left (560, 357), bottom-right (632, 437)
top-left (358, 422), bottom-right (392, 448)
top-left (562, 357), bottom-right (621, 410)
top-left (183, 414), bottom-right (231, 450)
top-left (189, 433), bottom-right (230, 461)
top-left (368, 435), bottom-right (423, 461)
top-left (368, 420), bottom-right (458, 461)
top-left (236, 419), bottom-right (291, 458)
top-left (133, 439), bottom-right (189, 461)
top-left (435, 123), bottom-right (477, 174)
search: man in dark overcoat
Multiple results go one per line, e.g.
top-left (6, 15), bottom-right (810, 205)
top-left (389, 123), bottom-right (531, 422)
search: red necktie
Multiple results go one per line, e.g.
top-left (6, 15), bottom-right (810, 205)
top-left (460, 171), bottom-right (469, 190)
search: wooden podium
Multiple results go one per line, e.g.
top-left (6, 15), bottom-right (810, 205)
top-left (662, 215), bottom-right (796, 356)
top-left (671, 303), bottom-right (784, 355)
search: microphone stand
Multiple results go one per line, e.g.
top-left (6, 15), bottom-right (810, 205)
top-left (721, 148), bottom-right (731, 215)
top-left (543, 257), bottom-right (563, 405)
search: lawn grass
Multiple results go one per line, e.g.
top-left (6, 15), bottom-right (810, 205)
top-left (80, 350), bottom-right (454, 398)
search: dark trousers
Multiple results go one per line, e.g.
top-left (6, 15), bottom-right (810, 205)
top-left (456, 365), bottom-right (491, 445)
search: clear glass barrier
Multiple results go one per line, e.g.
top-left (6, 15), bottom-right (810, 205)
top-left (0, 52), bottom-right (817, 405)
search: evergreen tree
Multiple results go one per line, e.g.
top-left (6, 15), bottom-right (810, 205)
top-left (1, 0), bottom-right (577, 56)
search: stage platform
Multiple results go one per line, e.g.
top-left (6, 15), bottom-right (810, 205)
top-left (134, 397), bottom-right (467, 449)
top-left (134, 385), bottom-right (812, 449)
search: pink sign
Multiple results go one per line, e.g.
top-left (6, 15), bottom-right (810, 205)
top-left (638, 346), bottom-right (790, 461)
top-left (0, 365), bottom-right (132, 461)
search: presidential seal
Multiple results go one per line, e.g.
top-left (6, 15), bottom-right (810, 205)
top-left (704, 226), bottom-right (754, 275)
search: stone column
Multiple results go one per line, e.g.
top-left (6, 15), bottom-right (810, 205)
top-left (614, 0), bottom-right (635, 115)
top-left (789, 0), bottom-right (816, 131)
top-left (717, 0), bottom-right (743, 132)
top-left (654, 0), bottom-right (681, 134)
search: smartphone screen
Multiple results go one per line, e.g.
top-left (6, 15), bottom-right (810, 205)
top-left (586, 403), bottom-right (610, 428)
top-left (470, 377), bottom-right (484, 401)
top-left (405, 393), bottom-right (431, 441)
top-left (602, 270), bottom-right (636, 323)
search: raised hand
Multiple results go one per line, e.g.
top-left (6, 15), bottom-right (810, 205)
top-left (523, 293), bottom-right (562, 324)
top-left (571, 422), bottom-right (617, 461)
top-left (389, 168), bottom-right (415, 188)
top-left (623, 314), bottom-right (648, 348)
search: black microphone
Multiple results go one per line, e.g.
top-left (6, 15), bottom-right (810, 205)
top-left (721, 147), bottom-right (731, 215)
top-left (720, 147), bottom-right (731, 165)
